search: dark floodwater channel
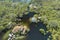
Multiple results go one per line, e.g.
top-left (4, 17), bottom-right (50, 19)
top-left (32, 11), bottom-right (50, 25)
top-left (26, 22), bottom-right (51, 40)
top-left (22, 12), bottom-right (51, 40)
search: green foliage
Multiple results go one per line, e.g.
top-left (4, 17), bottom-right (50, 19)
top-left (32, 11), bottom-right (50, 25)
top-left (47, 20), bottom-right (59, 30)
top-left (15, 36), bottom-right (26, 40)
top-left (39, 28), bottom-right (46, 35)
top-left (0, 26), bottom-right (5, 31)
top-left (0, 0), bottom-right (60, 40)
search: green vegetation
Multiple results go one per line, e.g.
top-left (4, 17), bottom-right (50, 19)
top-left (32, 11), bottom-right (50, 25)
top-left (0, 0), bottom-right (60, 40)
top-left (39, 28), bottom-right (46, 35)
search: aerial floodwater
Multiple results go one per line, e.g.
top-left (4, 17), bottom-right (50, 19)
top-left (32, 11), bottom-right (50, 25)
top-left (26, 22), bottom-right (51, 40)
top-left (0, 12), bottom-right (51, 40)
top-left (20, 12), bottom-right (51, 40)
top-left (0, 0), bottom-right (60, 40)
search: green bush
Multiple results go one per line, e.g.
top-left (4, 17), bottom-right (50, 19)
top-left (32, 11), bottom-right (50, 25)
top-left (39, 28), bottom-right (46, 35)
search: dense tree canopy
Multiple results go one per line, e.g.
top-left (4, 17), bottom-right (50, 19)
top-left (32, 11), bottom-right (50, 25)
top-left (0, 0), bottom-right (60, 40)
